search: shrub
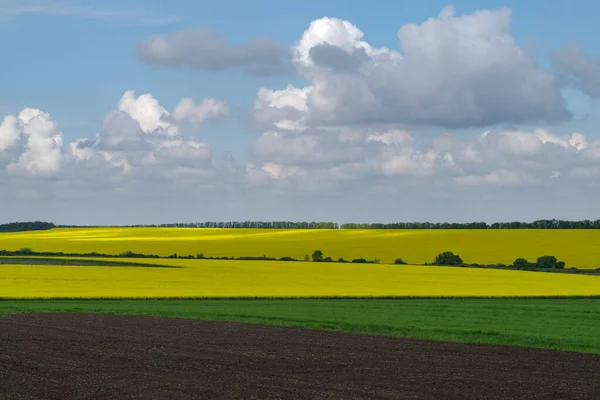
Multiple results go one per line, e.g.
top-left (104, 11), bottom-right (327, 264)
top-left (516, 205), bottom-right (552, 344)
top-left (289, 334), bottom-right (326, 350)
top-left (433, 251), bottom-right (463, 266)
top-left (303, 254), bottom-right (309, 262)
top-left (311, 250), bottom-right (323, 262)
top-left (279, 256), bottom-right (297, 262)
top-left (536, 255), bottom-right (558, 269)
top-left (394, 258), bottom-right (407, 265)
top-left (557, 261), bottom-right (566, 269)
top-left (512, 258), bottom-right (529, 269)
top-left (323, 256), bottom-right (334, 262)
top-left (338, 257), bottom-right (348, 263)
top-left (351, 258), bottom-right (370, 263)
top-left (19, 247), bottom-right (33, 254)
top-left (196, 253), bottom-right (204, 259)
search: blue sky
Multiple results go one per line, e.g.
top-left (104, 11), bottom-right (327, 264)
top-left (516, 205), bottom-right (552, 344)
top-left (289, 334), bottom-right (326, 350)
top-left (1, 0), bottom-right (600, 223)
top-left (1, 1), bottom-right (598, 145)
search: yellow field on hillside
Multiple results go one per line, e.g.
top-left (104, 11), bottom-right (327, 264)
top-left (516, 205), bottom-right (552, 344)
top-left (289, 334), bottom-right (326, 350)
top-left (1, 259), bottom-right (599, 298)
top-left (1, 228), bottom-right (600, 268)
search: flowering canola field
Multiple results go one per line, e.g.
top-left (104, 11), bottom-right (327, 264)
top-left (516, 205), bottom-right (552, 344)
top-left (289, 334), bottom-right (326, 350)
top-left (2, 227), bottom-right (600, 268)
top-left (1, 259), bottom-right (599, 298)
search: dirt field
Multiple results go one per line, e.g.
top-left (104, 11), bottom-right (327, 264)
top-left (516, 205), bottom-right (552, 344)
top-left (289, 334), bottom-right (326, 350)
top-left (1, 313), bottom-right (598, 399)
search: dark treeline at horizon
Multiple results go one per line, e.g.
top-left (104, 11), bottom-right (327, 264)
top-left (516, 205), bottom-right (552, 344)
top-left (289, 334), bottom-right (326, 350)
top-left (57, 219), bottom-right (600, 229)
top-left (4, 219), bottom-right (600, 232)
top-left (0, 221), bottom-right (55, 232)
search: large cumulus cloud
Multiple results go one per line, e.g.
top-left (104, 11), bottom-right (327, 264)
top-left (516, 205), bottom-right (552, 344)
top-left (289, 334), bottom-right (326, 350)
top-left (252, 6), bottom-right (569, 130)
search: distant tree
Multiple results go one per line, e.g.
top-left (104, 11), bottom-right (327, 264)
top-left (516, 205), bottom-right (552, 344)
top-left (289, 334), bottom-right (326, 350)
top-left (303, 254), bottom-right (309, 262)
top-left (279, 256), bottom-right (297, 261)
top-left (557, 261), bottom-right (566, 269)
top-left (311, 250), bottom-right (323, 262)
top-left (394, 258), bottom-right (407, 265)
top-left (536, 255), bottom-right (558, 269)
top-left (512, 258), bottom-right (529, 269)
top-left (18, 248), bottom-right (33, 254)
top-left (338, 257), bottom-right (348, 263)
top-left (196, 253), bottom-right (204, 259)
top-left (433, 251), bottom-right (463, 266)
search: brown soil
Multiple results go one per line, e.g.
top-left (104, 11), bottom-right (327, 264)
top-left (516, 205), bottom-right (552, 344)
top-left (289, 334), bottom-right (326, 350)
top-left (0, 313), bottom-right (598, 399)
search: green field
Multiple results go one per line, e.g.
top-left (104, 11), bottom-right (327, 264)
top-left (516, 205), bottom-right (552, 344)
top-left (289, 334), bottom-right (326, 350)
top-left (2, 299), bottom-right (599, 354)
top-left (2, 227), bottom-right (600, 268)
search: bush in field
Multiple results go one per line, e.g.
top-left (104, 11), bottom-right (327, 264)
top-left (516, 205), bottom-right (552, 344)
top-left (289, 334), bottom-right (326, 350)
top-left (433, 251), bottom-right (463, 266)
top-left (312, 250), bottom-right (323, 262)
top-left (513, 258), bottom-right (529, 269)
top-left (303, 254), bottom-right (309, 261)
top-left (394, 258), bottom-right (407, 265)
top-left (557, 261), bottom-right (566, 269)
top-left (536, 255), bottom-right (558, 269)
top-left (338, 257), bottom-right (348, 263)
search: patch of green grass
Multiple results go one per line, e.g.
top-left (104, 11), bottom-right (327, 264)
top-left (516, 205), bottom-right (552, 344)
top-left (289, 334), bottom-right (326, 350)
top-left (0, 257), bottom-right (179, 268)
top-left (1, 299), bottom-right (599, 354)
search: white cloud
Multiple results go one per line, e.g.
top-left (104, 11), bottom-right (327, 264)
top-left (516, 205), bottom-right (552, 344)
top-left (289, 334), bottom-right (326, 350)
top-left (117, 90), bottom-right (176, 135)
top-left (0, 115), bottom-right (20, 152)
top-left (70, 90), bottom-right (224, 178)
top-left (456, 169), bottom-right (538, 186)
top-left (0, 108), bottom-right (63, 176)
top-left (255, 6), bottom-right (568, 130)
top-left (172, 97), bottom-right (229, 125)
top-left (294, 17), bottom-right (401, 74)
top-left (568, 133), bottom-right (588, 152)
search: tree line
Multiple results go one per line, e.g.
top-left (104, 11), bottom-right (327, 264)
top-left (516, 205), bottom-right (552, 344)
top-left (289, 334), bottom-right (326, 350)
top-left (3, 248), bottom-right (596, 275)
top-left (60, 219), bottom-right (600, 229)
top-left (5, 219), bottom-right (600, 232)
top-left (58, 221), bottom-right (340, 229)
top-left (0, 221), bottom-right (55, 232)
top-left (340, 219), bottom-right (600, 229)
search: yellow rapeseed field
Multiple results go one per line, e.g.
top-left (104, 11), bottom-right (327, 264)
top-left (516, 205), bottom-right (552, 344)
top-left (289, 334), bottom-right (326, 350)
top-left (1, 227), bottom-right (600, 268)
top-left (0, 259), bottom-right (598, 298)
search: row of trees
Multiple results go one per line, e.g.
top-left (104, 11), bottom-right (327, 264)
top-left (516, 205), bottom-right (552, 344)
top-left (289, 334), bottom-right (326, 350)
top-left (56, 219), bottom-right (600, 230)
top-left (310, 249), bottom-right (381, 264)
top-left (0, 221), bottom-right (55, 232)
top-left (431, 251), bottom-right (567, 270)
top-left (58, 221), bottom-right (340, 229)
top-left (1, 247), bottom-right (575, 272)
top-left (341, 219), bottom-right (600, 229)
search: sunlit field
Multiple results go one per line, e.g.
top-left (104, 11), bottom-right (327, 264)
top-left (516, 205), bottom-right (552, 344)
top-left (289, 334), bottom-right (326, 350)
top-left (2, 227), bottom-right (600, 268)
top-left (1, 259), bottom-right (599, 298)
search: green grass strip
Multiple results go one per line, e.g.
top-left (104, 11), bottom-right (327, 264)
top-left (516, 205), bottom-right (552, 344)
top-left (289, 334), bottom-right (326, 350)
top-left (0, 257), bottom-right (180, 268)
top-left (1, 298), bottom-right (599, 354)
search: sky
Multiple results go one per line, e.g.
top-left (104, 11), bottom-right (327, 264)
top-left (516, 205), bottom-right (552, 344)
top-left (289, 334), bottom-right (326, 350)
top-left (1, 0), bottom-right (600, 225)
